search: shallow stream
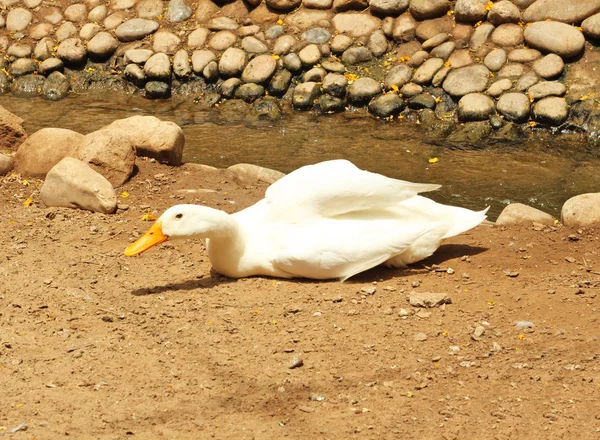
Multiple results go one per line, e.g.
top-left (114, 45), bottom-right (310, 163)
top-left (2, 92), bottom-right (600, 220)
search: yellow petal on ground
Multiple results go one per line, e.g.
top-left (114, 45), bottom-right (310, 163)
top-left (277, 19), bottom-right (283, 25)
top-left (141, 213), bottom-right (157, 222)
top-left (428, 157), bottom-right (439, 164)
top-left (23, 197), bottom-right (32, 207)
top-left (272, 54), bottom-right (280, 60)
top-left (22, 179), bottom-right (29, 186)
top-left (120, 191), bottom-right (129, 198)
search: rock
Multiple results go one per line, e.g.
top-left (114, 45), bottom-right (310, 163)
top-left (8, 43), bottom-right (32, 58)
top-left (87, 32), bottom-right (119, 60)
top-left (488, 0), bottom-right (521, 25)
top-left (219, 47), bottom-right (246, 77)
top-left (458, 93), bottom-right (495, 121)
top-left (524, 21), bottom-right (586, 58)
top-left (400, 82), bottom-right (423, 97)
top-left (299, 44), bottom-right (322, 65)
top-left (88, 5), bottom-right (108, 23)
top-left (188, 28), bottom-right (210, 49)
top-left (115, 19), bottom-right (159, 42)
top-left (409, 0), bottom-right (450, 20)
top-left (491, 23), bottom-right (523, 47)
top-left (532, 54), bottom-right (564, 79)
top-left (487, 78), bottom-right (513, 97)
top-left (515, 71), bottom-right (539, 92)
top-left (227, 163), bottom-right (285, 185)
top-left (192, 50), bottom-right (217, 74)
top-left (469, 22), bottom-right (495, 49)
top-left (442, 64), bottom-right (490, 97)
top-left (413, 333), bottom-right (428, 341)
top-left (301, 27), bottom-right (331, 44)
top-left (242, 36), bottom-right (268, 53)
top-left (274, 35), bottom-right (296, 55)
top-left (317, 95), bottom-right (346, 112)
top-left (124, 49), bottom-right (154, 65)
top-left (421, 32), bottom-right (449, 50)
top-left (266, 0), bottom-right (302, 12)
top-left (173, 49), bottom-right (191, 77)
top-left (562, 193), bottom-right (600, 227)
top-left (249, 97), bottom-right (282, 122)
top-left (447, 120), bottom-right (491, 144)
top-left (29, 23), bottom-right (54, 40)
top-left (533, 96), bottom-right (568, 125)
top-left (153, 31), bottom-right (181, 54)
top-left (10, 74), bottom-right (43, 98)
top-left (79, 129), bottom-right (136, 187)
top-left (283, 53), bottom-right (302, 72)
top-left (80, 23), bottom-right (102, 41)
top-left (528, 81), bottom-right (566, 99)
top-left (431, 66), bottom-right (450, 86)
top-left (508, 48), bottom-right (542, 63)
top-left (64, 4), bottom-right (87, 22)
top-left (104, 116), bottom-right (184, 165)
top-left (238, 25), bottom-right (261, 37)
top-left (409, 291), bottom-right (451, 307)
top-left (304, 67), bottom-right (327, 82)
top-left (333, 0), bottom-right (368, 12)
top-left (305, 0), bottom-right (333, 8)
top-left (368, 93), bottom-right (404, 117)
top-left (9, 59), bottom-right (36, 77)
top-left (145, 81), bottom-right (171, 99)
top-left (137, 0), bottom-right (164, 18)
top-left (34, 38), bottom-right (53, 61)
top-left (167, 0), bottom-right (192, 22)
top-left (39, 6), bottom-right (62, 25)
top-left (332, 13), bottom-right (381, 38)
top-left (15, 128), bottom-right (83, 177)
top-left (391, 13), bottom-right (417, 42)
top-left (341, 47), bottom-right (373, 65)
top-left (144, 53), bottom-right (171, 81)
top-left (40, 157), bottom-right (117, 214)
top-left (0, 154), bottom-right (14, 175)
top-left (322, 73), bottom-right (348, 97)
top-left (582, 12), bottom-right (600, 39)
top-left (241, 54), bottom-right (277, 84)
top-left (322, 59), bottom-right (346, 73)
top-left (57, 38), bottom-right (87, 66)
top-left (268, 69), bottom-right (293, 96)
top-left (347, 77), bottom-right (381, 105)
top-left (208, 30), bottom-right (238, 51)
top-left (498, 63), bottom-right (525, 78)
top-left (413, 58), bottom-right (444, 84)
top-left (484, 48), bottom-right (507, 72)
top-left (206, 16), bottom-right (238, 31)
top-left (415, 16), bottom-right (454, 40)
top-left (496, 203), bottom-right (555, 226)
top-left (56, 22), bottom-right (78, 42)
top-left (104, 11), bottom-right (128, 30)
top-left (265, 25), bottom-right (286, 40)
top-left (0, 106), bottom-right (27, 151)
top-left (6, 8), bottom-right (32, 32)
top-left (384, 64), bottom-right (413, 89)
top-left (454, 0), bottom-right (488, 23)
top-left (497, 92), bottom-right (531, 122)
top-left (523, 0), bottom-right (600, 24)
top-left (430, 41), bottom-right (455, 60)
top-left (219, 78), bottom-right (241, 98)
top-left (125, 64), bottom-right (145, 84)
top-left (42, 71), bottom-right (70, 101)
top-left (369, 0), bottom-right (409, 16)
top-left (234, 83), bottom-right (265, 102)
top-left (293, 82), bottom-right (321, 108)
top-left (408, 92), bottom-right (436, 109)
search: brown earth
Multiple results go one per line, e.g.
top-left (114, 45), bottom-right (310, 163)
top-left (1, 159), bottom-right (599, 439)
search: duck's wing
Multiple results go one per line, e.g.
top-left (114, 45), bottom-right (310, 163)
top-left (271, 219), bottom-right (437, 281)
top-left (265, 160), bottom-right (440, 220)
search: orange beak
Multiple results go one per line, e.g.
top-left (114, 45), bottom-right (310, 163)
top-left (124, 221), bottom-right (168, 256)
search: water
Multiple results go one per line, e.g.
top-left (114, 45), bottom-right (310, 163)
top-left (2, 92), bottom-right (599, 220)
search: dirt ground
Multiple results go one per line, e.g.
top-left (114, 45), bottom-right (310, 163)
top-left (1, 159), bottom-right (599, 440)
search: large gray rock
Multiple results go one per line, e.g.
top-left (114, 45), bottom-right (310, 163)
top-left (532, 53), bottom-right (564, 79)
top-left (227, 163), bottom-right (285, 185)
top-left (458, 93), bottom-right (495, 121)
top-left (6, 8), bottom-right (32, 32)
top-left (523, 0), bottom-right (600, 24)
top-left (384, 64), bottom-right (413, 89)
top-left (219, 47), bottom-right (246, 77)
top-left (524, 21), bottom-right (586, 58)
top-left (409, 0), bottom-right (450, 20)
top-left (527, 81), bottom-right (566, 99)
top-left (496, 203), bottom-right (555, 226)
top-left (369, 0), bottom-right (409, 16)
top-left (15, 128), bottom-right (83, 177)
top-left (332, 13), bottom-right (381, 37)
top-left (115, 19), bottom-right (159, 42)
top-left (79, 129), bottom-right (136, 187)
top-left (144, 53), bottom-right (171, 80)
top-left (368, 93), bottom-right (404, 117)
top-left (103, 116), bottom-right (185, 165)
top-left (293, 82), bottom-right (321, 108)
top-left (488, 0), bottom-right (521, 25)
top-left (341, 47), bottom-right (373, 64)
top-left (347, 77), bottom-right (381, 104)
top-left (562, 193), bottom-right (600, 227)
top-left (167, 0), bottom-right (192, 22)
top-left (532, 96), bottom-right (568, 125)
top-left (484, 48), bottom-right (507, 72)
top-left (40, 157), bottom-right (117, 214)
top-left (191, 49), bottom-right (217, 74)
top-left (57, 38), bottom-right (87, 65)
top-left (582, 12), bottom-right (600, 38)
top-left (241, 54), bottom-right (277, 84)
top-left (491, 23), bottom-right (523, 47)
top-left (497, 92), bottom-right (531, 122)
top-left (454, 0), bottom-right (487, 23)
top-left (442, 64), bottom-right (490, 97)
top-left (412, 58), bottom-right (444, 85)
top-left (391, 13), bottom-right (417, 42)
top-left (0, 106), bottom-right (27, 152)
top-left (42, 71), bottom-right (70, 101)
top-left (87, 31), bottom-right (119, 59)
top-left (153, 31), bottom-right (181, 54)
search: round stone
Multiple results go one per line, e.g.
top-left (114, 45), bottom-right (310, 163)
top-left (87, 32), bottom-right (119, 59)
top-left (484, 48), bottom-right (507, 72)
top-left (341, 47), bottom-right (372, 65)
top-left (304, 66), bottom-right (327, 82)
top-left (409, 0), bottom-right (450, 20)
top-left (173, 49), bottom-right (191, 77)
top-left (523, 0), bottom-right (600, 24)
top-left (527, 81), bottom-right (566, 99)
top-left (219, 47), bottom-right (246, 77)
top-left (422, 32), bottom-right (449, 50)
top-left (458, 92), bottom-right (495, 121)
top-left (88, 5), bottom-right (108, 23)
top-left (208, 31), bottom-right (237, 51)
top-left (524, 21), bottom-right (585, 58)
top-left (144, 53), bottom-right (171, 80)
top-left (64, 4), bottom-right (87, 22)
top-left (191, 50), bottom-right (216, 74)
top-left (29, 23), bottom-right (53, 40)
top-left (562, 193), bottom-right (600, 227)
top-left (56, 22), bottom-right (78, 42)
top-left (80, 23), bottom-right (102, 41)
top-left (188, 28), bottom-right (210, 48)
top-left (241, 36), bottom-right (268, 53)
top-left (332, 13), bottom-right (381, 38)
top-left (8, 43), bottom-right (32, 58)
top-left (322, 73), bottom-right (348, 97)
top-left (515, 71), bottom-right (539, 92)
top-left (491, 23), bottom-right (524, 47)
top-left (330, 34), bottom-right (353, 53)
top-left (42, 71), bottom-right (70, 101)
top-left (137, 0), bottom-right (163, 18)
top-left (153, 31), bottom-right (181, 54)
top-left (369, 30), bottom-right (388, 57)
top-left (9, 58), bottom-right (36, 76)
top-left (145, 81), bottom-right (171, 99)
top-left (508, 48), bottom-right (542, 63)
top-left (347, 77), bottom-right (381, 105)
top-left (400, 82), bottom-right (423, 97)
top-left (369, 0), bottom-right (409, 16)
top-left (532, 53), bottom-right (564, 79)
top-left (301, 27), bottom-right (331, 44)
top-left (283, 53), bottom-right (302, 71)
top-left (241, 54), bottom-right (277, 84)
top-left (274, 35), bottom-right (296, 55)
top-left (469, 22), bottom-right (494, 50)
top-left (167, 0), bottom-right (192, 23)
top-left (38, 57), bottom-right (64, 75)
top-left (299, 44), bottom-right (322, 65)
top-left (368, 93), bottom-right (404, 118)
top-left (442, 64), bottom-right (490, 97)
top-left (498, 63), bottom-right (525, 78)
top-left (266, 0), bottom-right (301, 12)
top-left (6, 8), bottom-right (32, 32)
top-left (533, 96), bottom-right (568, 125)
top-left (57, 38), bottom-right (87, 65)
top-left (115, 19), bottom-right (159, 42)
top-left (293, 82), bottom-right (320, 108)
top-left (487, 78), bottom-right (513, 97)
top-left (408, 92), bottom-right (436, 109)
top-left (430, 41), bottom-right (455, 60)
top-left (497, 92), bottom-right (531, 122)
top-left (454, 0), bottom-right (488, 23)
top-left (582, 12), bottom-right (600, 39)
top-left (487, 0), bottom-right (521, 25)
top-left (412, 58), bottom-right (444, 85)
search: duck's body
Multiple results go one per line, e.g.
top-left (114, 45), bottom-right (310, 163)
top-left (125, 160), bottom-right (487, 281)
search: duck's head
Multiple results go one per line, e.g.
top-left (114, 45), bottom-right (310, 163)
top-left (124, 204), bottom-right (229, 256)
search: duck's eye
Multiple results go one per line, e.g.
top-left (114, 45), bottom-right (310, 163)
top-left (175, 213), bottom-right (183, 219)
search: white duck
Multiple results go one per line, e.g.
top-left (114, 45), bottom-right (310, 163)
top-left (125, 160), bottom-right (487, 281)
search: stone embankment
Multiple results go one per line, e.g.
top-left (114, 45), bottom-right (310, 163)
top-left (2, 0), bottom-right (600, 138)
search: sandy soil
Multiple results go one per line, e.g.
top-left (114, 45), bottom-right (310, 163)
top-left (1, 159), bottom-right (599, 440)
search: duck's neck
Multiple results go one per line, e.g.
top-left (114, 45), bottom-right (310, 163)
top-left (200, 211), bottom-right (247, 278)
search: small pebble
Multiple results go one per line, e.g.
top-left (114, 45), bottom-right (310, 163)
top-left (289, 356), bottom-right (304, 369)
top-left (515, 320), bottom-right (534, 329)
top-left (413, 332), bottom-right (428, 341)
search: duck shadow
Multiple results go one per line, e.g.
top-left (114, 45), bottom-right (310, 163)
top-left (131, 270), bottom-right (236, 296)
